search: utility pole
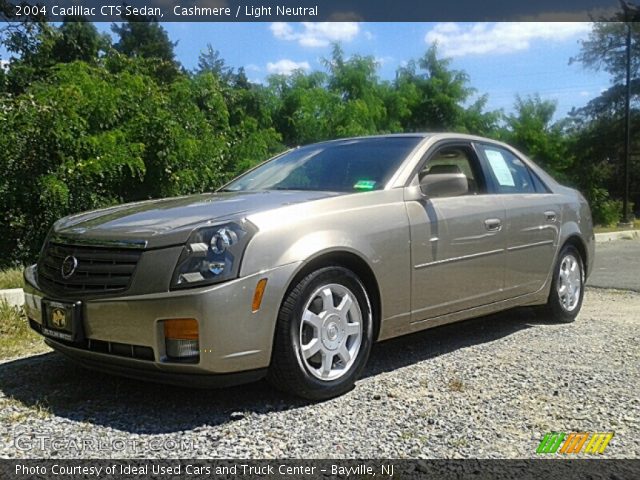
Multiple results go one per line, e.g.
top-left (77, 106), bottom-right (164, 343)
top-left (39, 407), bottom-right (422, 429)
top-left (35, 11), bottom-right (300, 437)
top-left (620, 1), bottom-right (639, 226)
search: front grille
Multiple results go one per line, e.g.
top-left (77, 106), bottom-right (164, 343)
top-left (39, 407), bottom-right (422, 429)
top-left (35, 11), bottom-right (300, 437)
top-left (29, 319), bottom-right (155, 361)
top-left (87, 339), bottom-right (155, 361)
top-left (38, 242), bottom-right (142, 297)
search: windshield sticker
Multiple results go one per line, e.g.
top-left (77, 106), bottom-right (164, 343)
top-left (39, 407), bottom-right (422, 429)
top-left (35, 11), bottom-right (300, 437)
top-left (485, 150), bottom-right (515, 187)
top-left (353, 180), bottom-right (377, 190)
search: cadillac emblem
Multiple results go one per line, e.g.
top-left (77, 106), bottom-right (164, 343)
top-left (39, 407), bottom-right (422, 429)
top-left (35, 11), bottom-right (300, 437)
top-left (61, 255), bottom-right (78, 279)
top-left (51, 308), bottom-right (67, 329)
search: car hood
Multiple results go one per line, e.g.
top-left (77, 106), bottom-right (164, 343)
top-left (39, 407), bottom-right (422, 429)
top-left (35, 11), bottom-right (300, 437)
top-left (52, 190), bottom-right (340, 248)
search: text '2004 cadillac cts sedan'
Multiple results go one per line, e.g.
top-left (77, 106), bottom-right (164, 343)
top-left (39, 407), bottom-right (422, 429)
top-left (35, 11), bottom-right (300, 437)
top-left (24, 133), bottom-right (594, 399)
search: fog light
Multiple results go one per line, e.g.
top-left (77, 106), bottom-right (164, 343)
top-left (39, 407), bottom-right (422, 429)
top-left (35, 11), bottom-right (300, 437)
top-left (164, 318), bottom-right (199, 359)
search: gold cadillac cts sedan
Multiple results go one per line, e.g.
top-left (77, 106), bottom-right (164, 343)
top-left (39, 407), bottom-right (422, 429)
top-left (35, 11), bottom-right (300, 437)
top-left (24, 134), bottom-right (594, 399)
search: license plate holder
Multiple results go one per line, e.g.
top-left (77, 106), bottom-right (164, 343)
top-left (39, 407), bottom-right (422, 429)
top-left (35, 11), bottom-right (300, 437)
top-left (41, 300), bottom-right (84, 343)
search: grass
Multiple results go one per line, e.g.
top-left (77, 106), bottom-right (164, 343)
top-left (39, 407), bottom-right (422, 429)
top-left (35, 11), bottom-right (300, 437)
top-left (0, 268), bottom-right (46, 359)
top-left (594, 219), bottom-right (640, 233)
top-left (0, 301), bottom-right (48, 360)
top-left (1, 396), bottom-right (52, 422)
top-left (0, 267), bottom-right (24, 290)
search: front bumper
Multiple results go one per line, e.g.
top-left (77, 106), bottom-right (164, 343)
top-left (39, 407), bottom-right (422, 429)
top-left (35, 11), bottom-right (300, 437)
top-left (24, 261), bottom-right (301, 383)
top-left (43, 338), bottom-right (267, 387)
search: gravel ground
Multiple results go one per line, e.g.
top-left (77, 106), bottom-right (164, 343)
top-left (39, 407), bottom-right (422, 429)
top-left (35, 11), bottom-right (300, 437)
top-left (0, 287), bottom-right (638, 459)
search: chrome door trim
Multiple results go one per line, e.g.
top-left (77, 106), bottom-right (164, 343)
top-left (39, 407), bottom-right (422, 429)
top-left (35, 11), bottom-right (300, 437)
top-left (506, 239), bottom-right (555, 252)
top-left (414, 248), bottom-right (505, 270)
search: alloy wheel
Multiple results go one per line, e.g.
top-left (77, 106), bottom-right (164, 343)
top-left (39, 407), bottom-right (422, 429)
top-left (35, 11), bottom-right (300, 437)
top-left (298, 283), bottom-right (363, 381)
top-left (557, 253), bottom-right (582, 312)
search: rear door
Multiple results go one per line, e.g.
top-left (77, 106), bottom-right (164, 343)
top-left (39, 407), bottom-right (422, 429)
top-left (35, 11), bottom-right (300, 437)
top-left (406, 142), bottom-right (507, 321)
top-left (475, 143), bottom-right (561, 297)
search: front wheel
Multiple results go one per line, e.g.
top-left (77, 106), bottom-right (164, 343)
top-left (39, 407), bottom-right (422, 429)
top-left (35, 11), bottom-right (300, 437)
top-left (543, 245), bottom-right (585, 323)
top-left (267, 266), bottom-right (374, 400)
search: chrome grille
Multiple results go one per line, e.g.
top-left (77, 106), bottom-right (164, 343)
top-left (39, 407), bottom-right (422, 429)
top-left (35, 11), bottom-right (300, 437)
top-left (38, 242), bottom-right (142, 296)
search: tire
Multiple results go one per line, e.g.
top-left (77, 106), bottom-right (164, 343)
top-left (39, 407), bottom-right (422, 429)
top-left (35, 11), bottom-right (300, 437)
top-left (267, 266), bottom-right (374, 400)
top-left (542, 244), bottom-right (585, 323)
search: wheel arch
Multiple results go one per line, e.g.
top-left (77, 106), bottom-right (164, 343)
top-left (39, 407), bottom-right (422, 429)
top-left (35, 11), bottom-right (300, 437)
top-left (562, 234), bottom-right (589, 277)
top-left (281, 249), bottom-right (383, 342)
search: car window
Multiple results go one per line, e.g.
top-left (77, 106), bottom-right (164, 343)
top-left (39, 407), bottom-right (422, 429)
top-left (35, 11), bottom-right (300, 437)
top-left (530, 170), bottom-right (550, 193)
top-left (480, 145), bottom-right (537, 194)
top-left (223, 137), bottom-right (423, 193)
top-left (418, 146), bottom-right (482, 195)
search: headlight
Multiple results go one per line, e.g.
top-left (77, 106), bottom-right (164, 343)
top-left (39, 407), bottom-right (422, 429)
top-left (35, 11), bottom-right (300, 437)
top-left (171, 220), bottom-right (256, 289)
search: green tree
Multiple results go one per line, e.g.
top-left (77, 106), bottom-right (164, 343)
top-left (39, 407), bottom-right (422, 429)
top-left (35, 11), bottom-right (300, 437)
top-left (570, 20), bottom-right (640, 222)
top-left (323, 44), bottom-right (387, 137)
top-left (197, 43), bottom-right (233, 83)
top-left (1, 17), bottom-right (108, 93)
top-left (1, 21), bottom-right (58, 93)
top-left (502, 95), bottom-right (574, 181)
top-left (571, 21), bottom-right (640, 84)
top-left (395, 45), bottom-right (499, 135)
top-left (111, 16), bottom-right (180, 82)
top-left (396, 45), bottom-right (473, 131)
top-left (269, 71), bottom-right (337, 145)
top-left (112, 17), bottom-right (176, 62)
top-left (52, 17), bottom-right (110, 64)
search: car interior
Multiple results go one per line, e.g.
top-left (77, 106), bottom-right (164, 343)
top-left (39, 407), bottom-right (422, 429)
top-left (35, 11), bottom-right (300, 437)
top-left (419, 147), bottom-right (480, 194)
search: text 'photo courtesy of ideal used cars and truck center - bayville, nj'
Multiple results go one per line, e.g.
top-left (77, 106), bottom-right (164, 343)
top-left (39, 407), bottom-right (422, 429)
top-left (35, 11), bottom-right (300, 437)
top-left (0, 0), bottom-right (639, 478)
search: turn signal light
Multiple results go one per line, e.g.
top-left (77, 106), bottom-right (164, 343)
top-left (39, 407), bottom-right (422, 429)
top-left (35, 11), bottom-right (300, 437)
top-left (164, 318), bottom-right (198, 340)
top-left (252, 278), bottom-right (268, 312)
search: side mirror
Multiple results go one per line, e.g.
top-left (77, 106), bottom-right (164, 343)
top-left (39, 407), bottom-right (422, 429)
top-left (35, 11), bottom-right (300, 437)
top-left (420, 173), bottom-right (468, 198)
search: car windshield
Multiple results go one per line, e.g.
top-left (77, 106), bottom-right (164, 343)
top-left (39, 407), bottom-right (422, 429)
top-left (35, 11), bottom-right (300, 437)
top-left (222, 137), bottom-right (423, 193)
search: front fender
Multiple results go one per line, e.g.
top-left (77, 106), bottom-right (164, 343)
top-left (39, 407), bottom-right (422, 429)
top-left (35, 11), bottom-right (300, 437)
top-left (251, 230), bottom-right (379, 274)
top-left (239, 189), bottom-right (412, 327)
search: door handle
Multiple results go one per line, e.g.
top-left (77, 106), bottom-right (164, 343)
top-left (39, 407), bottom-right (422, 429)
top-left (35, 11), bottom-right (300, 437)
top-left (484, 218), bottom-right (502, 232)
top-left (544, 211), bottom-right (557, 222)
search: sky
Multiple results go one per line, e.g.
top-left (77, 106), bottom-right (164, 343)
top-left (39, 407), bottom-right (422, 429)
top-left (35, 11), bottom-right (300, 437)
top-left (3, 22), bottom-right (614, 119)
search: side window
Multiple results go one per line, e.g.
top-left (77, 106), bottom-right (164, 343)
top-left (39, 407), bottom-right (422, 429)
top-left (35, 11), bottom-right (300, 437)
top-left (479, 145), bottom-right (536, 194)
top-left (418, 146), bottom-right (484, 195)
top-left (530, 171), bottom-right (550, 193)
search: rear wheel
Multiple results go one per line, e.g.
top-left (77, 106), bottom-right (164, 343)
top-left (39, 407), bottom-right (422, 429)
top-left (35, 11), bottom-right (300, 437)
top-left (542, 244), bottom-right (585, 323)
top-left (267, 266), bottom-right (373, 400)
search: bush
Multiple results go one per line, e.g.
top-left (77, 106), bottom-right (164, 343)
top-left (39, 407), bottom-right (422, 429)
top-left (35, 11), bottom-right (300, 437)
top-left (594, 199), bottom-right (624, 226)
top-left (588, 187), bottom-right (622, 226)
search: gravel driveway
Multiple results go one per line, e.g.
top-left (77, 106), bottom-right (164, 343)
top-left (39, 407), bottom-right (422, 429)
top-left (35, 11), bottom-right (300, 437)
top-left (0, 288), bottom-right (638, 459)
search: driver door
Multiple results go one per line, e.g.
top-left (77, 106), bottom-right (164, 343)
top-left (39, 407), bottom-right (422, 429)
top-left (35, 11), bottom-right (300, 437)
top-left (405, 142), bottom-right (507, 322)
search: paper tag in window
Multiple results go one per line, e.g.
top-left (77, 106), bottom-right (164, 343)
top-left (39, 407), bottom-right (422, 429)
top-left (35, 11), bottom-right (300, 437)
top-left (485, 150), bottom-right (515, 187)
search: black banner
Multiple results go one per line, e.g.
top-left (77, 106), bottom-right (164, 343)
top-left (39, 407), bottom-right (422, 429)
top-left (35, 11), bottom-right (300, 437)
top-left (0, 0), bottom-right (624, 22)
top-left (1, 460), bottom-right (640, 480)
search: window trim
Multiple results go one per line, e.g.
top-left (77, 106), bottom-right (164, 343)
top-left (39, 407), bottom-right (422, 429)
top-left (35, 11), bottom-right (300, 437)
top-left (529, 168), bottom-right (552, 194)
